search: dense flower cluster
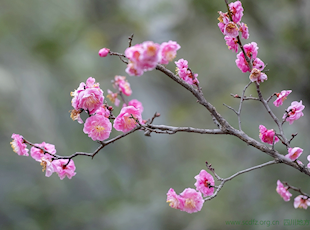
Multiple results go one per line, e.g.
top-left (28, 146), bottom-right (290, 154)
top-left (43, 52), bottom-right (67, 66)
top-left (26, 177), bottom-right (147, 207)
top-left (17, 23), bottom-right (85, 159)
top-left (175, 59), bottom-right (199, 85)
top-left (125, 40), bottom-right (180, 76)
top-left (167, 170), bottom-right (214, 213)
top-left (218, 1), bottom-right (267, 84)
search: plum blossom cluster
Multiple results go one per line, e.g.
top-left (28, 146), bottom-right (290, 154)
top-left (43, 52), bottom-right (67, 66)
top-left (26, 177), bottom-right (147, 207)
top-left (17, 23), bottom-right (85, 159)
top-left (167, 170), bottom-right (214, 213)
top-left (175, 59), bottom-right (199, 85)
top-left (218, 1), bottom-right (267, 84)
top-left (124, 40), bottom-right (180, 76)
top-left (276, 180), bottom-right (310, 210)
top-left (217, 1), bottom-right (310, 211)
top-left (70, 76), bottom-right (144, 141)
top-left (10, 134), bottom-right (76, 179)
top-left (258, 90), bottom-right (305, 161)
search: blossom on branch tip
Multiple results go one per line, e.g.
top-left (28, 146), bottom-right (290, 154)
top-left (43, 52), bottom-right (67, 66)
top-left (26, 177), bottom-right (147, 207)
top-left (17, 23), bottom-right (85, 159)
top-left (113, 106), bottom-right (142, 133)
top-left (273, 90), bottom-right (292, 107)
top-left (276, 180), bottom-right (292, 202)
top-left (31, 142), bottom-right (56, 161)
top-left (166, 188), bottom-right (184, 210)
top-left (98, 48), bottom-right (110, 57)
top-left (83, 114), bottom-right (112, 141)
top-left (10, 134), bottom-right (29, 156)
top-left (179, 188), bottom-right (204, 213)
top-left (229, 0), bottom-right (244, 23)
top-left (159, 41), bottom-right (181, 65)
top-left (249, 68), bottom-right (267, 84)
top-left (294, 195), bottom-right (310, 209)
top-left (259, 125), bottom-right (279, 145)
top-left (71, 77), bottom-right (104, 115)
top-left (194, 169), bottom-right (214, 196)
top-left (286, 147), bottom-right (303, 161)
top-left (52, 159), bottom-right (76, 180)
top-left (224, 36), bottom-right (239, 53)
top-left (283, 100), bottom-right (305, 124)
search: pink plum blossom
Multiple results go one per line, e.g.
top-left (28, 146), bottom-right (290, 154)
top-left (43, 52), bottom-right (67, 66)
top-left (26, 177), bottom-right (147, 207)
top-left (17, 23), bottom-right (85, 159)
top-left (98, 48), bottom-right (110, 57)
top-left (252, 58), bottom-right (265, 71)
top-left (224, 36), bottom-right (238, 53)
top-left (124, 99), bottom-right (144, 113)
top-left (286, 147), bottom-right (303, 161)
top-left (159, 41), bottom-right (181, 64)
top-left (83, 114), bottom-right (112, 141)
top-left (125, 41), bottom-right (161, 76)
top-left (10, 134), bottom-right (29, 156)
top-left (166, 188), bottom-right (184, 210)
top-left (273, 90), bottom-right (292, 107)
top-left (175, 58), bottom-right (188, 69)
top-left (217, 11), bottom-right (230, 34)
top-left (244, 42), bottom-right (258, 60)
top-left (96, 105), bottom-right (111, 118)
top-left (113, 106), bottom-right (142, 133)
top-left (52, 159), bottom-right (76, 180)
top-left (276, 180), bottom-right (292, 202)
top-left (235, 52), bottom-right (250, 72)
top-left (235, 43), bottom-right (259, 73)
top-left (294, 195), bottom-right (310, 209)
top-left (114, 76), bottom-right (132, 96)
top-left (249, 68), bottom-right (267, 84)
top-left (239, 22), bottom-right (249, 39)
top-left (70, 109), bottom-right (83, 124)
top-left (175, 59), bottom-right (199, 85)
top-left (125, 61), bottom-right (144, 76)
top-left (194, 170), bottom-right (214, 196)
top-left (140, 41), bottom-right (160, 71)
top-left (307, 155), bottom-right (310, 168)
top-left (71, 77), bottom-right (104, 114)
top-left (179, 188), bottom-right (204, 213)
top-left (283, 100), bottom-right (305, 124)
top-left (224, 22), bottom-right (239, 38)
top-left (39, 157), bottom-right (54, 177)
top-left (107, 89), bottom-right (120, 107)
top-left (259, 125), bottom-right (279, 145)
top-left (229, 1), bottom-right (244, 23)
top-left (31, 142), bottom-right (56, 161)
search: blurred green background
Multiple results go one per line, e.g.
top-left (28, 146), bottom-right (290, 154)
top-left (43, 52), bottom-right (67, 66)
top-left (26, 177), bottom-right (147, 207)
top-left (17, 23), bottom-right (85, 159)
top-left (1, 0), bottom-right (310, 229)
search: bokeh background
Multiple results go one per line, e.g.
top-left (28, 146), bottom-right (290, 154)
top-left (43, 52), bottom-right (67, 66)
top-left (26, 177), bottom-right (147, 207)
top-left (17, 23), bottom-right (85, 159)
top-left (1, 0), bottom-right (310, 229)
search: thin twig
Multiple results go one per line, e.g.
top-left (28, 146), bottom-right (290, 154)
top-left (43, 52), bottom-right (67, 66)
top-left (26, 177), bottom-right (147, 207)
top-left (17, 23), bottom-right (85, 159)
top-left (223, 103), bottom-right (238, 115)
top-left (205, 160), bottom-right (278, 201)
top-left (128, 34), bottom-right (134, 47)
top-left (283, 182), bottom-right (310, 198)
top-left (237, 81), bottom-right (252, 130)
